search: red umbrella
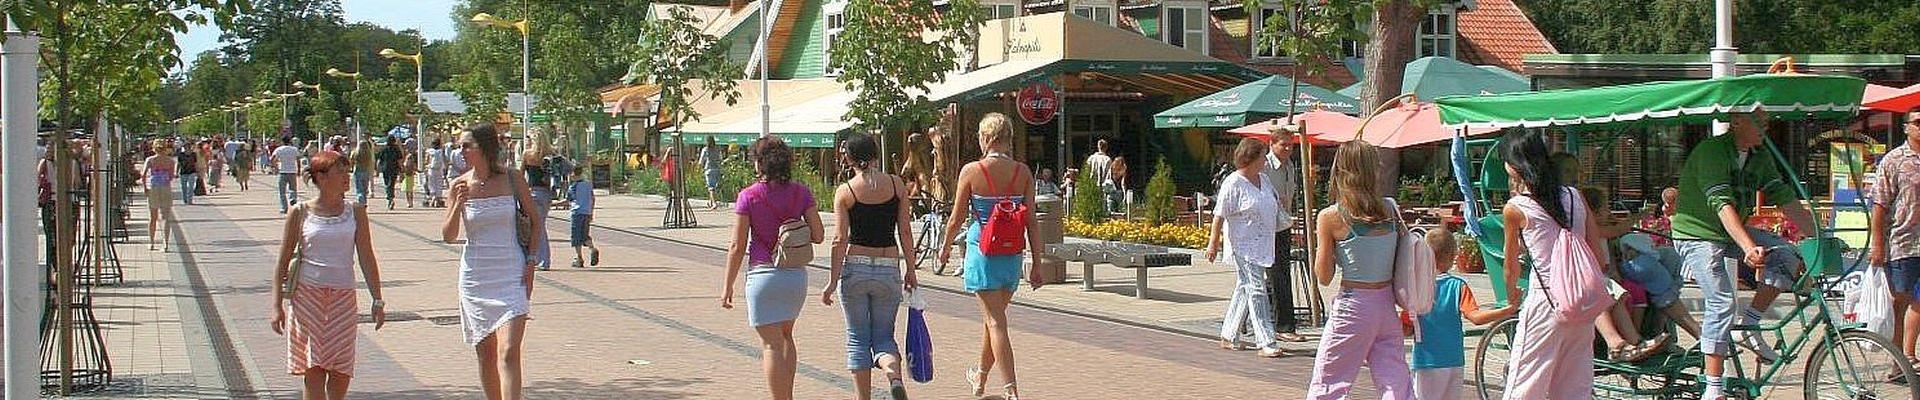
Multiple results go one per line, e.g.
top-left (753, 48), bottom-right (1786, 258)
top-left (1866, 84), bottom-right (1920, 112)
top-left (1340, 100), bottom-right (1498, 148)
top-left (1226, 109), bottom-right (1360, 145)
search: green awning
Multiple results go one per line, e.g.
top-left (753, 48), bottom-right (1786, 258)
top-left (1337, 57), bottom-right (1530, 100)
top-left (1153, 75), bottom-right (1360, 128)
top-left (666, 133), bottom-right (837, 148)
top-left (1434, 74), bottom-right (1868, 130)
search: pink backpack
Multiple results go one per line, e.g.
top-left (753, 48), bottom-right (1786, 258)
top-left (1528, 191), bottom-right (1614, 323)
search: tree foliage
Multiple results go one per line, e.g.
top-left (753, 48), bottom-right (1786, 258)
top-left (350, 79), bottom-right (418, 134)
top-left (1519, 0), bottom-right (1920, 55)
top-left (7, 0), bottom-right (250, 131)
top-left (829, 0), bottom-right (985, 134)
top-left (1245, 0), bottom-right (1371, 76)
top-left (624, 5), bottom-right (741, 129)
top-left (1070, 162), bottom-right (1107, 223)
top-left (1143, 158), bottom-right (1176, 224)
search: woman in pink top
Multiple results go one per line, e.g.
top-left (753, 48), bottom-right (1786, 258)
top-left (140, 139), bottom-right (178, 251)
top-left (720, 136), bottom-right (824, 400)
top-left (1499, 131), bottom-right (1609, 399)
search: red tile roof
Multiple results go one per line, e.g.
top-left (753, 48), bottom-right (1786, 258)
top-left (1455, 0), bottom-right (1558, 73)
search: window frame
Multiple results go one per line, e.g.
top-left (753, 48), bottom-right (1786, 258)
top-left (1415, 6), bottom-right (1456, 59)
top-left (1250, 2), bottom-right (1289, 59)
top-left (1162, 3), bottom-right (1209, 55)
top-left (823, 0), bottom-right (848, 76)
top-left (1070, 1), bottom-right (1116, 27)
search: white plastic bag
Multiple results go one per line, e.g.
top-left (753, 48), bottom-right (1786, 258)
top-left (1846, 266), bottom-right (1895, 338)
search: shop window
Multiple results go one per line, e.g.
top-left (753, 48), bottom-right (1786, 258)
top-left (1416, 7), bottom-right (1454, 59)
top-left (1164, 6), bottom-right (1207, 54)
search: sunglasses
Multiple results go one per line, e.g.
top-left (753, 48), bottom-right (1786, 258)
top-left (459, 141), bottom-right (479, 149)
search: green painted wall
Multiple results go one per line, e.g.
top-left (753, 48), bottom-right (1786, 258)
top-left (722, 13), bottom-right (762, 66)
top-left (773, 0), bottom-right (828, 79)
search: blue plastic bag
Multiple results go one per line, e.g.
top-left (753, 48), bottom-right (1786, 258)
top-left (905, 289), bottom-right (934, 383)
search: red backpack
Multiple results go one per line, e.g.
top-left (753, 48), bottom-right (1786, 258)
top-left (977, 165), bottom-right (1029, 256)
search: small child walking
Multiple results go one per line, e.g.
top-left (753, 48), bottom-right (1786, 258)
top-left (562, 168), bottom-right (600, 268)
top-left (1407, 227), bottom-right (1517, 400)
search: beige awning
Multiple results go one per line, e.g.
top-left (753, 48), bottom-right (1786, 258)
top-left (671, 79), bottom-right (853, 136)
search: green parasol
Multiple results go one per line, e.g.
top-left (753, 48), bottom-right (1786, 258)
top-left (1434, 74), bottom-right (1867, 130)
top-left (1153, 75), bottom-right (1360, 128)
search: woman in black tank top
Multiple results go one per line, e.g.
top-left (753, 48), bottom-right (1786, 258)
top-left (822, 134), bottom-right (917, 400)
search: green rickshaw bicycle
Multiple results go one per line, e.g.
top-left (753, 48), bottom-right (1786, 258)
top-left (1434, 73), bottom-right (1919, 399)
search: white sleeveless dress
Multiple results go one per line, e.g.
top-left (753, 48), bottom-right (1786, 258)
top-left (460, 195), bottom-right (531, 346)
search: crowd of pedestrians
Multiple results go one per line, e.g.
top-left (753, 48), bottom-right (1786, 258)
top-left (111, 108), bottom-right (1919, 400)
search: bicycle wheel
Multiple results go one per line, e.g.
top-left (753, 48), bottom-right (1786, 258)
top-left (1474, 317), bottom-right (1520, 400)
top-left (1802, 330), bottom-right (1919, 400)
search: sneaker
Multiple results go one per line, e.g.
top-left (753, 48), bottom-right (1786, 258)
top-left (1733, 329), bottom-right (1779, 363)
top-left (571, 259), bottom-right (584, 269)
top-left (590, 249), bottom-right (600, 266)
top-left (889, 380), bottom-right (908, 400)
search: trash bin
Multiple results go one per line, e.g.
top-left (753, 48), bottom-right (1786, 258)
top-left (1032, 195), bottom-right (1066, 284)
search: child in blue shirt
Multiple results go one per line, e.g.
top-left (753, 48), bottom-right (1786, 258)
top-left (560, 168), bottom-right (599, 268)
top-left (1408, 227), bottom-right (1517, 400)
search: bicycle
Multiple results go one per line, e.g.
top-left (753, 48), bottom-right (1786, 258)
top-left (911, 196), bottom-right (952, 275)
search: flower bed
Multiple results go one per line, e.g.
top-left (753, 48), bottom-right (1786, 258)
top-left (1065, 220), bottom-right (1209, 249)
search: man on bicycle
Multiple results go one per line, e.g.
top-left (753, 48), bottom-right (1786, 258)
top-left (1671, 110), bottom-right (1817, 400)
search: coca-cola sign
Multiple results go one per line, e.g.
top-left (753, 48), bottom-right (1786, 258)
top-left (1017, 82), bottom-right (1058, 125)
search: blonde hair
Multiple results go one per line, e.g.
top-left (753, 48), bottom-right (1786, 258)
top-left (1332, 140), bottom-right (1390, 223)
top-left (978, 112), bottom-right (1012, 151)
top-left (1426, 225), bottom-right (1457, 263)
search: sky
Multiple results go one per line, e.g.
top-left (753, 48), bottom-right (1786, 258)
top-left (172, 0), bottom-right (462, 73)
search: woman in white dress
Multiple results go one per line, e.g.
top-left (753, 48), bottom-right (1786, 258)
top-left (441, 122), bottom-right (543, 400)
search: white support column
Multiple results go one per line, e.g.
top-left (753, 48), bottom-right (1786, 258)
top-left (1, 20), bottom-right (42, 400)
top-left (1710, 0), bottom-right (1737, 136)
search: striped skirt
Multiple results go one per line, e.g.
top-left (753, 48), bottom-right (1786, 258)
top-left (287, 285), bottom-right (357, 376)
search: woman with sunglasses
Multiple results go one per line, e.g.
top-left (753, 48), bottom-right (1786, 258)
top-left (442, 123), bottom-right (543, 400)
top-left (272, 150), bottom-right (387, 400)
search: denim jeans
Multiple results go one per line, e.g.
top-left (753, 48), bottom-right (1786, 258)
top-left (1678, 239), bottom-right (1739, 356)
top-left (178, 173), bottom-right (198, 204)
top-left (529, 188), bottom-right (554, 268)
top-left (353, 170), bottom-right (371, 204)
top-left (277, 173), bottom-right (299, 212)
top-left (838, 258), bottom-right (903, 370)
top-left (1223, 254), bottom-right (1277, 349)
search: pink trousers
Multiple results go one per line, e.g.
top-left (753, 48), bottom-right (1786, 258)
top-left (1308, 286), bottom-right (1413, 400)
top-left (1503, 289), bottom-right (1596, 400)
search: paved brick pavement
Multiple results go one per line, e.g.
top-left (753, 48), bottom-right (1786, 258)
top-left (139, 177), bottom-right (1404, 398)
top-left (99, 176), bottom-right (1842, 399)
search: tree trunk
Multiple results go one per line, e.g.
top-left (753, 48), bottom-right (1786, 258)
top-left (1358, 0), bottom-right (1425, 192)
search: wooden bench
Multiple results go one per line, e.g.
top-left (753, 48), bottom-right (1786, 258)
top-left (1049, 242), bottom-right (1193, 299)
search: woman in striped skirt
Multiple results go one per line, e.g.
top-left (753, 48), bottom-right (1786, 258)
top-left (273, 149), bottom-right (387, 400)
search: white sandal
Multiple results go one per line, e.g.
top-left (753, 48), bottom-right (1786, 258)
top-left (966, 367), bottom-right (986, 397)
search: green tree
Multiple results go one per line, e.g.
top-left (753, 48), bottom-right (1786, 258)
top-left (303, 95), bottom-right (341, 137)
top-left (350, 79), bottom-right (417, 134)
top-left (624, 6), bottom-right (741, 131)
top-left (1518, 0), bottom-right (1920, 55)
top-left (1070, 163), bottom-right (1107, 223)
top-left (1143, 158), bottom-right (1176, 224)
top-left (829, 0), bottom-right (985, 135)
top-left (1245, 0), bottom-right (1371, 76)
top-left (8, 0), bottom-right (250, 132)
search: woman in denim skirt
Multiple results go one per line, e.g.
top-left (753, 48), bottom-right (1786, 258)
top-left (721, 136), bottom-right (824, 400)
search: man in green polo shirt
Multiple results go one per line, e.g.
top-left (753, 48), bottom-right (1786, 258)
top-left (1672, 110), bottom-right (1816, 400)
